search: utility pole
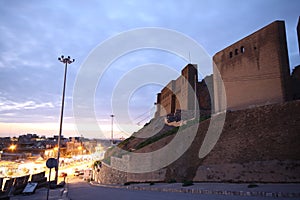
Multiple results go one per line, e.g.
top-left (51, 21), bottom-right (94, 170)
top-left (110, 114), bottom-right (114, 144)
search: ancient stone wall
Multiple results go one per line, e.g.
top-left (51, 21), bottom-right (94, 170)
top-left (292, 65), bottom-right (300, 100)
top-left (180, 64), bottom-right (198, 111)
top-left (213, 20), bottom-right (291, 112)
top-left (94, 162), bottom-right (127, 184)
top-left (165, 100), bottom-right (300, 183)
top-left (197, 75), bottom-right (213, 116)
top-left (193, 100), bottom-right (300, 182)
top-left (155, 64), bottom-right (200, 117)
top-left (155, 64), bottom-right (213, 118)
top-left (202, 101), bottom-right (300, 165)
top-left (159, 80), bottom-right (176, 115)
top-left (97, 101), bottom-right (300, 184)
top-left (94, 158), bottom-right (166, 184)
top-left (127, 169), bottom-right (166, 183)
top-left (194, 160), bottom-right (300, 183)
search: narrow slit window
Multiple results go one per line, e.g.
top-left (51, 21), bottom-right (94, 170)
top-left (235, 49), bottom-right (238, 55)
top-left (241, 46), bottom-right (245, 53)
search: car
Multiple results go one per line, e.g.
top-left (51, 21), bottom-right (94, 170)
top-left (74, 169), bottom-right (84, 176)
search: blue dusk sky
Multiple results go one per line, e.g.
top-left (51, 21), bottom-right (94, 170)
top-left (0, 0), bottom-right (299, 139)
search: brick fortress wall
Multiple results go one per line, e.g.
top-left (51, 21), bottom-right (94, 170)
top-left (193, 100), bottom-right (300, 182)
top-left (162, 100), bottom-right (300, 183)
top-left (213, 20), bottom-right (292, 112)
top-left (155, 64), bottom-right (212, 118)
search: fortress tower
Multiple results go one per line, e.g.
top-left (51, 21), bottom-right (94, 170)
top-left (155, 64), bottom-right (198, 117)
top-left (213, 20), bottom-right (291, 112)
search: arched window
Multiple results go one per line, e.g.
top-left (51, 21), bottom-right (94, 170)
top-left (229, 52), bottom-right (233, 58)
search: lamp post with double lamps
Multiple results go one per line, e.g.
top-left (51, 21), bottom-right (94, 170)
top-left (55, 55), bottom-right (75, 184)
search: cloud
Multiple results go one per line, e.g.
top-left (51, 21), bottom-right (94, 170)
top-left (0, 98), bottom-right (61, 124)
top-left (0, 98), bottom-right (54, 112)
top-left (0, 0), bottom-right (299, 138)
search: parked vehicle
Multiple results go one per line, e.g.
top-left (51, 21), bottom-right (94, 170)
top-left (73, 169), bottom-right (84, 176)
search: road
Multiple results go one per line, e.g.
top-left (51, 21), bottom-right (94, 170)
top-left (67, 178), bottom-right (296, 200)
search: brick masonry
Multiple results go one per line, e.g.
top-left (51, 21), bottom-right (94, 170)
top-left (94, 162), bottom-right (127, 184)
top-left (97, 100), bottom-right (300, 184)
top-left (166, 100), bottom-right (300, 183)
top-left (213, 20), bottom-right (291, 112)
top-left (193, 160), bottom-right (300, 183)
top-left (155, 64), bottom-right (212, 118)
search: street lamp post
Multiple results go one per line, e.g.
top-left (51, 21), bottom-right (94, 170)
top-left (110, 114), bottom-right (114, 144)
top-left (55, 55), bottom-right (75, 184)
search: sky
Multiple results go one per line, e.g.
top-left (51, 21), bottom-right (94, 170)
top-left (0, 0), bottom-right (299, 139)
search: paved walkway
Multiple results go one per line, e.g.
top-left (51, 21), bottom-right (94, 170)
top-left (9, 179), bottom-right (300, 199)
top-left (10, 186), bottom-right (69, 200)
top-left (90, 181), bottom-right (300, 198)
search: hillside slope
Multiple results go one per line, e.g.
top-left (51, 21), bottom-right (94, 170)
top-left (103, 100), bottom-right (300, 183)
top-left (165, 100), bottom-right (300, 182)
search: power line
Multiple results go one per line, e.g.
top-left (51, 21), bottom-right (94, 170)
top-left (133, 107), bottom-right (154, 120)
top-left (135, 106), bottom-right (156, 125)
top-left (136, 114), bottom-right (151, 125)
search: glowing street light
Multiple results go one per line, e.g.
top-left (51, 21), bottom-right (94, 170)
top-left (55, 55), bottom-right (75, 184)
top-left (77, 146), bottom-right (83, 155)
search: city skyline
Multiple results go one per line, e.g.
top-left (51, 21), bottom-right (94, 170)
top-left (0, 0), bottom-right (300, 139)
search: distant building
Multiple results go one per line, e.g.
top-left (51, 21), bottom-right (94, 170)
top-left (66, 139), bottom-right (83, 156)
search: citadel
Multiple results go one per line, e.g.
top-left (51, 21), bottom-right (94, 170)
top-left (98, 18), bottom-right (300, 184)
top-left (155, 20), bottom-right (300, 118)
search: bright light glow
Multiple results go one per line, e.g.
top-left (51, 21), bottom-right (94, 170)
top-left (9, 144), bottom-right (16, 151)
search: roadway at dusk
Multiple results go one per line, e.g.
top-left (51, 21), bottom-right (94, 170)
top-left (67, 178), bottom-right (297, 200)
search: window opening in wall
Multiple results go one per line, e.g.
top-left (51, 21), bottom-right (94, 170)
top-left (229, 52), bottom-right (233, 58)
top-left (235, 49), bottom-right (238, 55)
top-left (241, 46), bottom-right (245, 53)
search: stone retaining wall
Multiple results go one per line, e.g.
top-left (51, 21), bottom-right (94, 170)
top-left (194, 160), bottom-right (300, 182)
top-left (94, 160), bottom-right (166, 184)
top-left (94, 162), bottom-right (127, 184)
top-left (127, 169), bottom-right (166, 183)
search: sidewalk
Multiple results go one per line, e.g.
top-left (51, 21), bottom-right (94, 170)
top-left (10, 186), bottom-right (69, 200)
top-left (9, 181), bottom-right (300, 199)
top-left (90, 181), bottom-right (300, 198)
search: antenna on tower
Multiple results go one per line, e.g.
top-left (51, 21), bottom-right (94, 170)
top-left (188, 51), bottom-right (192, 64)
